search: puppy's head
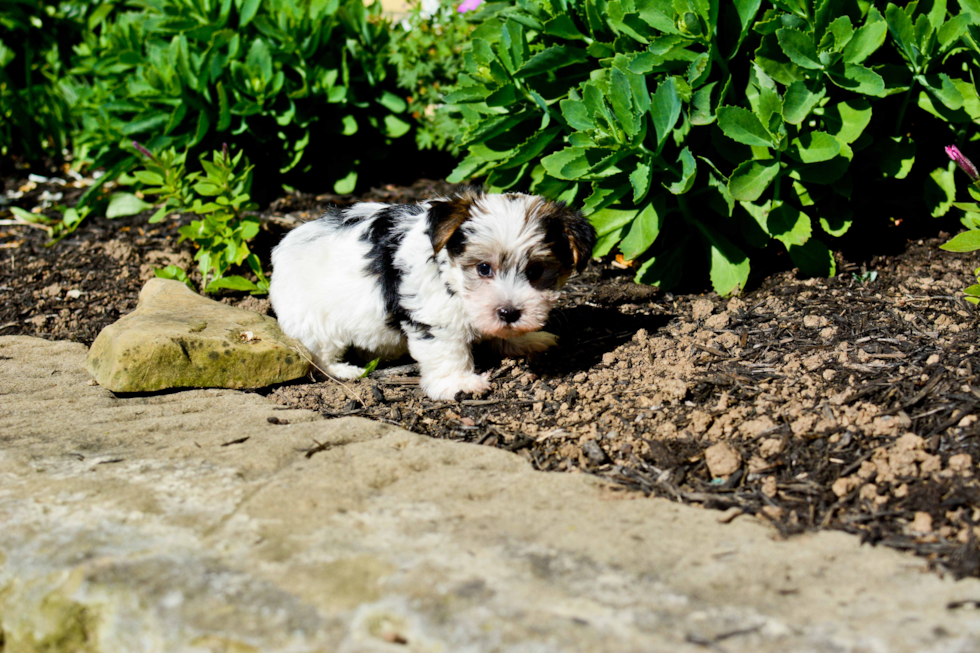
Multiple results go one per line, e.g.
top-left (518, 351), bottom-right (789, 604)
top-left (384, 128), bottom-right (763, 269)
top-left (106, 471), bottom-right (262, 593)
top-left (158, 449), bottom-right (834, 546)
top-left (427, 191), bottom-right (596, 339)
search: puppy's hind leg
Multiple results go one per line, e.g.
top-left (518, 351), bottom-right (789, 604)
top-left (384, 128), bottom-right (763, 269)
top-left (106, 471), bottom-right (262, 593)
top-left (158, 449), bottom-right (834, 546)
top-left (308, 342), bottom-right (365, 380)
top-left (492, 331), bottom-right (558, 358)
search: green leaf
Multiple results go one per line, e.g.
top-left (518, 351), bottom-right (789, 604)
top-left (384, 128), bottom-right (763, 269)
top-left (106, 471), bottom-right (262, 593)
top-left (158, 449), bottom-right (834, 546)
top-left (246, 39), bottom-right (273, 83)
top-left (193, 183), bottom-right (222, 196)
top-left (630, 160), bottom-right (652, 203)
top-left (768, 203), bottom-right (812, 247)
top-left (619, 199), bottom-right (665, 260)
top-left (334, 170), bottom-right (357, 195)
top-left (782, 80), bottom-right (826, 124)
top-left (515, 45), bottom-right (589, 78)
top-left (9, 207), bottom-right (47, 224)
top-left (540, 147), bottom-right (618, 180)
top-left (877, 135), bottom-right (916, 179)
top-left (716, 106), bottom-right (774, 148)
top-left (825, 62), bottom-right (885, 96)
top-left (921, 73), bottom-right (965, 110)
top-left (687, 52), bottom-right (711, 88)
top-left (543, 15), bottom-right (588, 39)
top-left (925, 164), bottom-right (957, 217)
top-left (938, 14), bottom-right (970, 50)
top-left (593, 226), bottom-right (627, 257)
top-left (444, 86), bottom-right (492, 103)
top-left (106, 193), bottom-right (154, 218)
top-left (789, 239), bottom-right (836, 276)
top-left (823, 98), bottom-right (872, 144)
top-left (561, 99), bottom-right (595, 131)
top-left (384, 115), bottom-right (412, 138)
top-left (819, 209), bottom-right (853, 236)
top-left (842, 10), bottom-right (887, 63)
top-left (342, 114), bottom-right (358, 136)
top-left (689, 81), bottom-right (721, 125)
top-left (216, 82), bottom-right (231, 132)
top-left (776, 28), bottom-right (823, 69)
top-left (885, 3), bottom-right (918, 66)
top-left (664, 147), bottom-right (697, 195)
top-left (696, 223), bottom-right (750, 296)
top-left (206, 275), bottom-right (260, 292)
top-left (361, 358), bottom-right (381, 377)
top-left (650, 77), bottom-right (682, 149)
top-left (155, 265), bottom-right (195, 291)
top-left (826, 16), bottom-right (855, 51)
top-left (149, 206), bottom-right (169, 224)
top-left (378, 91), bottom-right (408, 113)
top-left (634, 241), bottom-right (686, 289)
top-left (790, 131), bottom-right (841, 163)
top-left (121, 113), bottom-right (170, 136)
top-left (134, 171), bottom-right (164, 185)
top-left (590, 207), bottom-right (639, 236)
top-left (729, 158), bottom-right (780, 201)
top-left (239, 0), bottom-right (260, 27)
top-left (610, 68), bottom-right (637, 137)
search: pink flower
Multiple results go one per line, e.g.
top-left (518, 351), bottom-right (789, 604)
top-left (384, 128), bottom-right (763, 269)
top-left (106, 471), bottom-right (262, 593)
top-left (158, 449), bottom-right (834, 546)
top-left (457, 0), bottom-right (482, 12)
top-left (946, 145), bottom-right (979, 182)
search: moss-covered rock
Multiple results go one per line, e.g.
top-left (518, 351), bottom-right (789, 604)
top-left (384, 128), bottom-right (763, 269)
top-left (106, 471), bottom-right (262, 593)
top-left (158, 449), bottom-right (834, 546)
top-left (86, 279), bottom-right (310, 392)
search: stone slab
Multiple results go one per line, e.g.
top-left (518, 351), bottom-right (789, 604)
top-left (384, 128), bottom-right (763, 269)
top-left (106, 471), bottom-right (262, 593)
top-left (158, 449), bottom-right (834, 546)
top-left (86, 278), bottom-right (310, 392)
top-left (3, 335), bottom-right (980, 651)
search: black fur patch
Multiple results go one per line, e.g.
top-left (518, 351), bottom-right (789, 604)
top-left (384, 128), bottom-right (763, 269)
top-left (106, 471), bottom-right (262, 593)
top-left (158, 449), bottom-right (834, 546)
top-left (403, 317), bottom-right (434, 340)
top-left (361, 204), bottom-right (434, 336)
top-left (361, 206), bottom-right (408, 329)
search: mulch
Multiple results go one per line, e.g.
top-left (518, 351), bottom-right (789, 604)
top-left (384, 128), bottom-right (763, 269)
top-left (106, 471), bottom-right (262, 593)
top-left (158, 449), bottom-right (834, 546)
top-left (4, 171), bottom-right (980, 579)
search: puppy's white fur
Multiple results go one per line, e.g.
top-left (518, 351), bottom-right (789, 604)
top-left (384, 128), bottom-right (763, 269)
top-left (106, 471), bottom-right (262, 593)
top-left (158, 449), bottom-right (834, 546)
top-left (269, 191), bottom-right (595, 400)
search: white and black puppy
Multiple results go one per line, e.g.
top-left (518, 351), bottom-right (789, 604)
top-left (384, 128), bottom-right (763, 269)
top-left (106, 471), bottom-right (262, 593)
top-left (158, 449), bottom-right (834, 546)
top-left (269, 190), bottom-right (596, 400)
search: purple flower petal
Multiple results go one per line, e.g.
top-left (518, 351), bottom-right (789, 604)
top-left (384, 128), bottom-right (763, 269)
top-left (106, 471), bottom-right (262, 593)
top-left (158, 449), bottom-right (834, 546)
top-left (947, 144), bottom-right (980, 182)
top-left (457, 0), bottom-right (482, 13)
top-left (132, 141), bottom-right (155, 160)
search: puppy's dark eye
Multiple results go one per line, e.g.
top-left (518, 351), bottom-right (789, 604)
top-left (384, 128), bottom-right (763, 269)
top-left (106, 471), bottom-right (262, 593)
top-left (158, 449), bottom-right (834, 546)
top-left (526, 262), bottom-right (544, 283)
top-left (476, 262), bottom-right (494, 278)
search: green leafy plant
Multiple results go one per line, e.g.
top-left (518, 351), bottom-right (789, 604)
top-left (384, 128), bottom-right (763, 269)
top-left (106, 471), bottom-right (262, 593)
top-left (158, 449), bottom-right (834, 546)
top-left (130, 142), bottom-right (268, 295)
top-left (389, 0), bottom-right (475, 152)
top-left (7, 202), bottom-right (93, 243)
top-left (68, 0), bottom-right (415, 204)
top-left (940, 144), bottom-right (980, 304)
top-left (443, 0), bottom-right (980, 295)
top-left (0, 0), bottom-right (89, 162)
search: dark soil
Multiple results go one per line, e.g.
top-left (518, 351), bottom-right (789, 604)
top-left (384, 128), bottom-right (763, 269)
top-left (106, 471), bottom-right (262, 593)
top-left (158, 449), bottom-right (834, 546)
top-left (5, 173), bottom-right (980, 580)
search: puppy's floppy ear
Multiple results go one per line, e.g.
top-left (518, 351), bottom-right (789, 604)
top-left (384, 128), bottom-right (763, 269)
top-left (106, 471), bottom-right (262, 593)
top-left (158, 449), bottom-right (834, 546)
top-left (562, 208), bottom-right (597, 274)
top-left (427, 192), bottom-right (476, 256)
top-left (540, 201), bottom-right (596, 274)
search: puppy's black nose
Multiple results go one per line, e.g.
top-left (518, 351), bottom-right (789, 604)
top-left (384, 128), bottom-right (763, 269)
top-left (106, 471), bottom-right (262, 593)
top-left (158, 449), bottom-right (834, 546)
top-left (497, 306), bottom-right (522, 324)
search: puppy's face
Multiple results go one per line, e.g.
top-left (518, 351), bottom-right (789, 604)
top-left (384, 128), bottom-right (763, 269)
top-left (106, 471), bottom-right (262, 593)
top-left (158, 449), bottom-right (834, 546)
top-left (428, 191), bottom-right (596, 339)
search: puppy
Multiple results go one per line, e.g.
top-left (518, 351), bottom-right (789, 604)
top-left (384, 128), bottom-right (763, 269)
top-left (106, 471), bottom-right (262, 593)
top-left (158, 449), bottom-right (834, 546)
top-left (269, 190), bottom-right (596, 400)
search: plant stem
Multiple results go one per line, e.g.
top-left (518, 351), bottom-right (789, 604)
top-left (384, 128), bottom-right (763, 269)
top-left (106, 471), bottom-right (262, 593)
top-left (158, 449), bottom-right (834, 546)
top-left (894, 80), bottom-right (917, 137)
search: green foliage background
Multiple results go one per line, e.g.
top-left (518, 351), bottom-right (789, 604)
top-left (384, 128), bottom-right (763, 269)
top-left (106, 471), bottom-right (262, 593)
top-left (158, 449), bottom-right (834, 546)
top-left (68, 0), bottom-right (422, 202)
top-left (443, 0), bottom-right (980, 294)
top-left (0, 0), bottom-right (89, 161)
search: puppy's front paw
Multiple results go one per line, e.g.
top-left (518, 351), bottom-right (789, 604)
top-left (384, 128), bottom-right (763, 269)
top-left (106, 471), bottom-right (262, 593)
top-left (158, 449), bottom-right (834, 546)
top-left (496, 331), bottom-right (558, 357)
top-left (422, 372), bottom-right (491, 401)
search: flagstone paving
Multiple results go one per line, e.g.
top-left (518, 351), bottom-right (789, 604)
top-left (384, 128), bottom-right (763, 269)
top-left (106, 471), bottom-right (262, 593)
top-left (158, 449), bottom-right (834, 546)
top-left (2, 334), bottom-right (980, 651)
